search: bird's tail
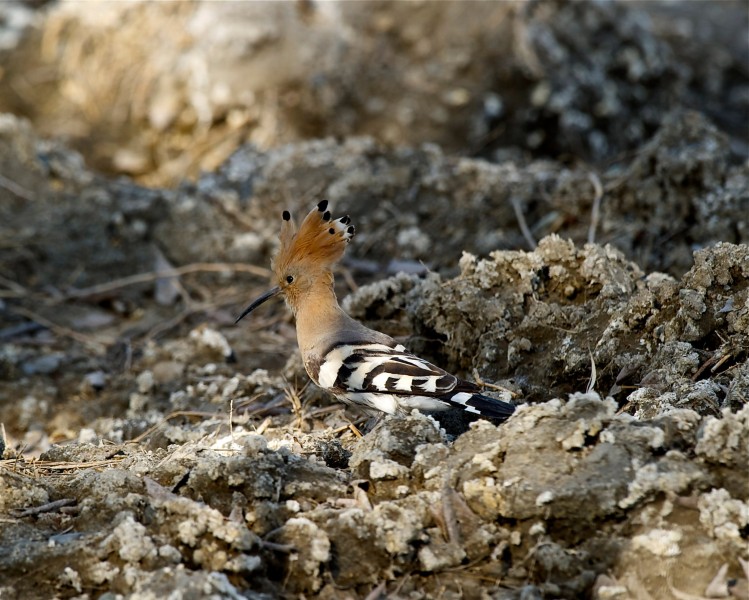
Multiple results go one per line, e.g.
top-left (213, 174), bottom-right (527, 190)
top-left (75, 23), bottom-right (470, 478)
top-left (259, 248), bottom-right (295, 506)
top-left (443, 389), bottom-right (516, 422)
top-left (464, 393), bottom-right (516, 421)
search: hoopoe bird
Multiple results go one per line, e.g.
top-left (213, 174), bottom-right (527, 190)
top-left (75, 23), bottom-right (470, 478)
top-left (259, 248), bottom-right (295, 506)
top-left (236, 201), bottom-right (516, 422)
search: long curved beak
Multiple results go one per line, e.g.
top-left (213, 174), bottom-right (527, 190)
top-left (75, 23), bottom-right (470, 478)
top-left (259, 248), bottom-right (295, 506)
top-left (235, 286), bottom-right (281, 324)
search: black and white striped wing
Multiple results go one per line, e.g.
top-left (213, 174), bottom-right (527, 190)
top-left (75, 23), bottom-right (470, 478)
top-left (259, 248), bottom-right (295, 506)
top-left (311, 342), bottom-right (516, 419)
top-left (318, 342), bottom-right (457, 399)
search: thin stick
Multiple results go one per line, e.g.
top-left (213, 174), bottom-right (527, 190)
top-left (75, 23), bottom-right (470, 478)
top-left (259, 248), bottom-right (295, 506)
top-left (586, 172), bottom-right (604, 244)
top-left (0, 274), bottom-right (30, 296)
top-left (305, 405), bottom-right (343, 418)
top-left (331, 417), bottom-right (368, 435)
top-left (511, 196), bottom-right (537, 249)
top-left (10, 498), bottom-right (76, 517)
top-left (283, 383), bottom-right (305, 431)
top-left (0, 458), bottom-right (125, 475)
top-left (472, 368), bottom-right (520, 398)
top-left (0, 173), bottom-right (34, 201)
top-left (128, 410), bottom-right (225, 444)
top-left (339, 267), bottom-right (359, 294)
top-left (142, 291), bottom-right (248, 340)
top-left (260, 540), bottom-right (294, 553)
top-left (254, 417), bottom-right (272, 436)
top-left (1, 423), bottom-right (7, 458)
top-left (60, 262), bottom-right (272, 301)
top-left (142, 301), bottom-right (210, 341)
top-left (8, 306), bottom-right (107, 352)
top-left (229, 396), bottom-right (235, 444)
top-left (364, 582), bottom-right (387, 600)
top-left (586, 352), bottom-right (597, 394)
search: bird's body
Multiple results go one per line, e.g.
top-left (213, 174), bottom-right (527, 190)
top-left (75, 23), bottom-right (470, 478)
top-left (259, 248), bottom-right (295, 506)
top-left (236, 201), bottom-right (515, 422)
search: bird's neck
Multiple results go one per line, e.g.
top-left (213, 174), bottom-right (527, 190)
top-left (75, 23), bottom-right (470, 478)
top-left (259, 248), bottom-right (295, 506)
top-left (294, 282), bottom-right (348, 354)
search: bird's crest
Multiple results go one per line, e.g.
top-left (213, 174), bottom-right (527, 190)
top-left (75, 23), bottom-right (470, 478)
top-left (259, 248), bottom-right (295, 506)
top-left (272, 200), bottom-right (354, 276)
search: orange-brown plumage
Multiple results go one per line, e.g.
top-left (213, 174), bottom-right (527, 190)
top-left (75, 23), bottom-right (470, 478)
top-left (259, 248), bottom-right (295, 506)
top-left (235, 200), bottom-right (355, 324)
top-left (272, 200), bottom-right (353, 280)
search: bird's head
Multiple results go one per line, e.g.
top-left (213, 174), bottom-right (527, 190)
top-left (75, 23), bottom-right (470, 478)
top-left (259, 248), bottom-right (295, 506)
top-left (235, 200), bottom-right (355, 322)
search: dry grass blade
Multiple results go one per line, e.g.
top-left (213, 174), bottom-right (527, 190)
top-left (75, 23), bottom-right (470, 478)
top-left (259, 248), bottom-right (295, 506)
top-left (260, 540), bottom-right (294, 553)
top-left (284, 384), bottom-right (305, 430)
top-left (0, 457), bottom-right (126, 477)
top-left (235, 393), bottom-right (290, 417)
top-left (339, 266), bottom-right (359, 294)
top-left (364, 582), bottom-right (387, 600)
top-left (254, 417), bottom-right (272, 436)
top-left (511, 196), bottom-right (537, 250)
top-left (228, 396), bottom-right (235, 444)
top-left (667, 573), bottom-right (712, 600)
top-left (142, 289), bottom-right (260, 340)
top-left (348, 423), bottom-right (364, 438)
top-left (128, 410), bottom-right (226, 444)
top-left (704, 563), bottom-right (730, 598)
top-left (586, 352), bottom-right (597, 394)
top-left (330, 416), bottom-right (368, 436)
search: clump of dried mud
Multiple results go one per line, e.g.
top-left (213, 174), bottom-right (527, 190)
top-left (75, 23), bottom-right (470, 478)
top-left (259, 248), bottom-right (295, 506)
top-left (1, 1), bottom-right (748, 599)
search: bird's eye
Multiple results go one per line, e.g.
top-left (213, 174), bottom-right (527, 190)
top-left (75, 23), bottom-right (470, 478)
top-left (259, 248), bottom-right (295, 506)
top-left (286, 275), bottom-right (294, 284)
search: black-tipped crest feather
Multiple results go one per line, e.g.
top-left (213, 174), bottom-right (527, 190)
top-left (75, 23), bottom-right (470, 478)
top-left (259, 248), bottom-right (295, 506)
top-left (272, 201), bottom-right (355, 278)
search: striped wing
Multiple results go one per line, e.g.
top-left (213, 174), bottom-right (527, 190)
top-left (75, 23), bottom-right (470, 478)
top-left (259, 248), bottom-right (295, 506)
top-left (311, 341), bottom-right (516, 420)
top-left (317, 342), bottom-right (458, 398)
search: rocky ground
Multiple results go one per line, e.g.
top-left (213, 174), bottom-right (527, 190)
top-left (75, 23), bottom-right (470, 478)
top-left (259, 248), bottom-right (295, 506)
top-left (0, 1), bottom-right (747, 599)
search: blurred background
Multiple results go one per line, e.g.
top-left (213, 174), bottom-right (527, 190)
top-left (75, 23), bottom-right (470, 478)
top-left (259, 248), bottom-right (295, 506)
top-left (1, 0), bottom-right (747, 187)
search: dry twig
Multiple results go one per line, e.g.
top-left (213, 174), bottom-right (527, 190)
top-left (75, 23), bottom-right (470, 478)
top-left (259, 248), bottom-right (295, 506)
top-left (586, 352), bottom-right (597, 394)
top-left (128, 410), bottom-right (226, 444)
top-left (8, 306), bottom-right (107, 352)
top-left (0, 173), bottom-right (34, 201)
top-left (586, 172), bottom-right (604, 244)
top-left (60, 262), bottom-right (271, 301)
top-left (511, 196), bottom-right (537, 249)
top-left (284, 383), bottom-right (305, 430)
top-left (364, 582), bottom-right (387, 600)
top-left (0, 274), bottom-right (30, 298)
top-left (472, 369), bottom-right (520, 398)
top-left (10, 498), bottom-right (76, 518)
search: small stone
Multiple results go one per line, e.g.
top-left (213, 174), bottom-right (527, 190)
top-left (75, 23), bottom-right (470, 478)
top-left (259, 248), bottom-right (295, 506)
top-left (418, 541), bottom-right (466, 571)
top-left (78, 428), bottom-right (97, 444)
top-left (152, 361), bottom-right (184, 385)
top-left (22, 353), bottom-right (63, 375)
top-left (83, 371), bottom-right (107, 391)
top-left (442, 88), bottom-right (471, 107)
top-left (136, 370), bottom-right (154, 394)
